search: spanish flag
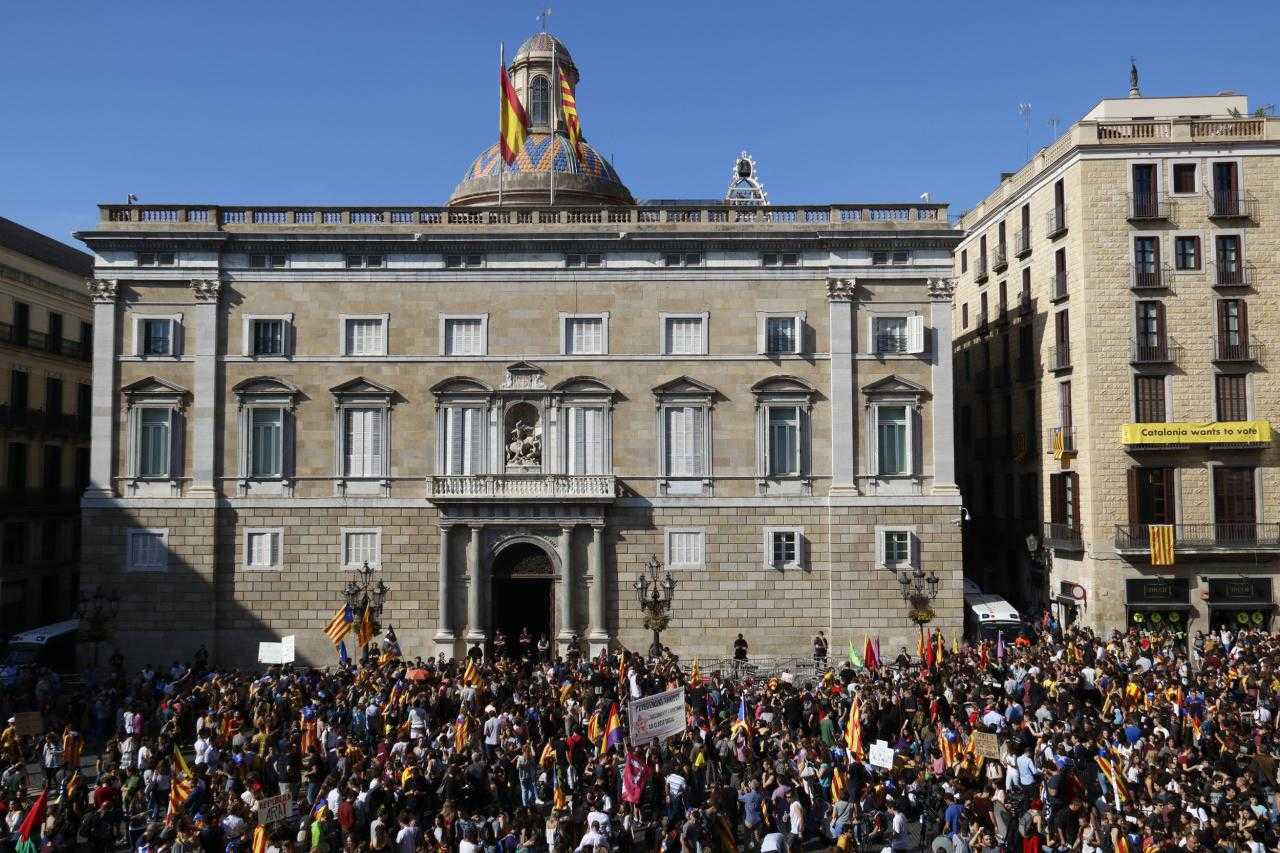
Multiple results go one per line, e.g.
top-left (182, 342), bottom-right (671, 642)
top-left (499, 60), bottom-right (530, 165)
top-left (559, 68), bottom-right (585, 161)
top-left (1149, 524), bottom-right (1175, 566)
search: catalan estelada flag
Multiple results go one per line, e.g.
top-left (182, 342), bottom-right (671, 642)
top-left (845, 696), bottom-right (864, 760)
top-left (1149, 524), bottom-right (1175, 566)
top-left (499, 62), bottom-right (530, 165)
top-left (356, 604), bottom-right (375, 647)
top-left (169, 748), bottom-right (193, 815)
top-left (324, 605), bottom-right (353, 646)
top-left (559, 68), bottom-right (584, 161)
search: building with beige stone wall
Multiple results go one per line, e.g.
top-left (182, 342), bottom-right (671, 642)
top-left (74, 33), bottom-right (963, 667)
top-left (952, 82), bottom-right (1280, 635)
top-left (1, 217), bottom-right (94, 632)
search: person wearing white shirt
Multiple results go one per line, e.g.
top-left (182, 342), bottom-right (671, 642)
top-left (575, 821), bottom-right (606, 852)
top-left (586, 809), bottom-right (610, 836)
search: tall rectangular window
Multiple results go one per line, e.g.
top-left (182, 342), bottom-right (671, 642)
top-left (876, 405), bottom-right (908, 475)
top-left (1133, 376), bottom-right (1166, 423)
top-left (45, 378), bottom-right (63, 417)
top-left (765, 316), bottom-right (798, 354)
top-left (874, 317), bottom-right (908, 353)
top-left (251, 319), bottom-right (285, 356)
top-left (664, 407), bottom-right (706, 477)
top-left (342, 408), bottom-right (383, 477)
top-left (1134, 301), bottom-right (1166, 360)
top-left (1172, 163), bottom-right (1197, 194)
top-left (1128, 467), bottom-right (1175, 526)
top-left (344, 318), bottom-right (385, 356)
top-left (1174, 236), bottom-right (1200, 270)
top-left (1216, 374), bottom-right (1248, 421)
top-left (47, 313), bottom-right (63, 354)
top-left (249, 408), bottom-right (284, 478)
top-left (666, 530), bottom-right (704, 568)
top-left (9, 370), bottom-right (26, 410)
top-left (138, 409), bottom-right (171, 478)
top-left (343, 530), bottom-right (381, 567)
top-left (1058, 381), bottom-right (1073, 428)
top-left (42, 444), bottom-right (61, 489)
top-left (141, 319), bottom-right (173, 356)
top-left (5, 443), bottom-right (26, 489)
top-left (766, 406), bottom-right (800, 476)
top-left (1134, 236), bottom-right (1159, 287)
top-left (444, 318), bottom-right (484, 356)
top-left (664, 316), bottom-right (705, 355)
top-left (566, 407), bottom-right (604, 475)
top-left (444, 407), bottom-right (485, 475)
top-left (566, 317), bottom-right (604, 355)
top-left (1214, 467), bottom-right (1256, 527)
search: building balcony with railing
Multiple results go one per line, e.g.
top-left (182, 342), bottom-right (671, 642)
top-left (0, 321), bottom-right (90, 361)
top-left (1014, 227), bottom-right (1032, 258)
top-left (0, 405), bottom-right (91, 439)
top-left (428, 474), bottom-right (616, 501)
top-left (975, 309), bottom-right (989, 331)
top-left (1049, 344), bottom-right (1071, 372)
top-left (992, 244), bottom-right (1008, 273)
top-left (1131, 264), bottom-right (1173, 291)
top-left (1050, 270), bottom-right (1069, 302)
top-left (1017, 291), bottom-right (1034, 316)
top-left (1127, 191), bottom-right (1170, 221)
top-left (1209, 191), bottom-right (1259, 220)
top-left (974, 255), bottom-right (989, 284)
top-left (1044, 521), bottom-right (1084, 551)
top-left (1046, 205), bottom-right (1067, 238)
top-left (1131, 337), bottom-right (1182, 365)
top-left (1046, 426), bottom-right (1076, 455)
top-left (1213, 335), bottom-right (1263, 363)
top-left (1115, 523), bottom-right (1280, 556)
top-left (1215, 261), bottom-right (1255, 289)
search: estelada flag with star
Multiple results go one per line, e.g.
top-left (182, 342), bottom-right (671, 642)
top-left (499, 55), bottom-right (530, 164)
top-left (559, 67), bottom-right (585, 161)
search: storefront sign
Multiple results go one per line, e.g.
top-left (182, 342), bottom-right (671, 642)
top-left (1209, 578), bottom-right (1272, 604)
top-left (1126, 578), bottom-right (1189, 605)
top-left (1121, 420), bottom-right (1271, 445)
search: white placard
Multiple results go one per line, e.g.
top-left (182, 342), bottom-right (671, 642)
top-left (257, 793), bottom-right (294, 825)
top-left (869, 739), bottom-right (896, 769)
top-left (257, 642), bottom-right (283, 665)
top-left (281, 635), bottom-right (296, 663)
top-left (628, 687), bottom-right (686, 745)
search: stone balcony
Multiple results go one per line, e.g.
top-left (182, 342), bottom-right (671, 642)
top-left (428, 474), bottom-right (616, 502)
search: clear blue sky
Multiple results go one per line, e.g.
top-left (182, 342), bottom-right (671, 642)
top-left (3, 0), bottom-right (1276, 250)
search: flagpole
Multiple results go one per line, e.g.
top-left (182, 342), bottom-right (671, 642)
top-left (549, 38), bottom-right (557, 207)
top-left (498, 41), bottom-right (505, 208)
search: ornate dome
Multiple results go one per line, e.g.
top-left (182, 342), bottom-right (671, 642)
top-left (514, 32), bottom-right (572, 65)
top-left (448, 133), bottom-right (632, 207)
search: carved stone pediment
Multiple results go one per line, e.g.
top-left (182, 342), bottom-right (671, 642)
top-left (652, 375), bottom-right (718, 399)
top-left (232, 376), bottom-right (300, 409)
top-left (330, 376), bottom-right (397, 404)
top-left (862, 374), bottom-right (930, 400)
top-left (501, 361), bottom-right (546, 390)
top-left (430, 376), bottom-right (492, 396)
top-left (552, 375), bottom-right (617, 397)
top-left (750, 375), bottom-right (818, 398)
top-left (121, 376), bottom-right (189, 410)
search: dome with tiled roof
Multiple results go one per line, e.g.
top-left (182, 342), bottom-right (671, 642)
top-left (514, 32), bottom-right (572, 65)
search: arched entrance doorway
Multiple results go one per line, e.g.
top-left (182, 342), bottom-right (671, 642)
top-left (490, 541), bottom-right (555, 657)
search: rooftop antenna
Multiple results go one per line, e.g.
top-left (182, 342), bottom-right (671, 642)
top-left (1047, 116), bottom-right (1061, 143)
top-left (537, 7), bottom-right (551, 31)
top-left (1017, 102), bottom-right (1032, 161)
top-left (1129, 57), bottom-right (1141, 98)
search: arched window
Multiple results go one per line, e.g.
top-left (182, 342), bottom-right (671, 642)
top-left (530, 76), bottom-right (551, 127)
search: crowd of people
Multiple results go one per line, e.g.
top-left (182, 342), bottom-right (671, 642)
top-left (1, 620), bottom-right (1279, 853)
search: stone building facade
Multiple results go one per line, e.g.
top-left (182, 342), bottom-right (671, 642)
top-left (0, 217), bottom-right (94, 632)
top-left (952, 88), bottom-right (1280, 634)
top-left (75, 33), bottom-right (963, 667)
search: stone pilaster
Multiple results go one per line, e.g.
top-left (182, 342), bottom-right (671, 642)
top-left (433, 524), bottom-right (456, 657)
top-left (465, 525), bottom-right (485, 644)
top-left (188, 278), bottom-right (222, 496)
top-left (827, 278), bottom-right (858, 495)
top-left (587, 523), bottom-right (608, 653)
top-left (928, 278), bottom-right (959, 495)
top-left (85, 278), bottom-right (118, 498)
top-left (557, 525), bottom-right (574, 647)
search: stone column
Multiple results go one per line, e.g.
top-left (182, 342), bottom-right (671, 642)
top-left (465, 525), bottom-right (485, 646)
top-left (586, 524), bottom-right (608, 654)
top-left (556, 525), bottom-right (574, 649)
top-left (828, 279), bottom-right (858, 495)
top-left (188, 279), bottom-right (222, 496)
top-left (85, 279), bottom-right (119, 498)
top-left (928, 278), bottom-right (960, 495)
top-left (433, 524), bottom-right (456, 658)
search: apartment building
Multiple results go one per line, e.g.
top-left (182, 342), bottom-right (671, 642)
top-left (0, 217), bottom-right (94, 632)
top-left (73, 32), bottom-right (964, 667)
top-left (952, 87), bottom-right (1280, 634)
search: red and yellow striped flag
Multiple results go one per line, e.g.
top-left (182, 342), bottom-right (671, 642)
top-left (559, 68), bottom-right (584, 161)
top-left (499, 62), bottom-right (530, 164)
top-left (1149, 524), bottom-right (1175, 566)
top-left (356, 605), bottom-right (375, 647)
top-left (251, 825), bottom-right (268, 853)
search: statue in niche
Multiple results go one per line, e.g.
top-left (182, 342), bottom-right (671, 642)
top-left (506, 419), bottom-right (542, 468)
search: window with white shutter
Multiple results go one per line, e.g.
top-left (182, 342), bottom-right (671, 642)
top-left (245, 529), bottom-right (281, 569)
top-left (343, 317), bottom-right (386, 356)
top-left (249, 408), bottom-right (284, 478)
top-left (137, 408), bottom-right (172, 478)
top-left (444, 406), bottom-right (486, 475)
top-left (664, 316), bottom-right (705, 355)
top-left (565, 317), bottom-right (605, 355)
top-left (764, 527), bottom-right (804, 569)
top-left (126, 528), bottom-right (169, 571)
top-left (767, 406), bottom-right (800, 476)
top-left (566, 407), bottom-right (605, 474)
top-left (443, 318), bottom-right (485, 356)
top-left (664, 406), bottom-right (706, 477)
top-left (343, 408), bottom-right (384, 478)
top-left (342, 529), bottom-right (381, 567)
top-left (665, 529), bottom-right (705, 567)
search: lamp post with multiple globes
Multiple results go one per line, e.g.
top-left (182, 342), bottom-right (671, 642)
top-left (633, 554), bottom-right (677, 659)
top-left (342, 562), bottom-right (390, 656)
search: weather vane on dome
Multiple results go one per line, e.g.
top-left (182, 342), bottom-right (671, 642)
top-left (725, 152), bottom-right (768, 207)
top-left (537, 7), bottom-right (552, 32)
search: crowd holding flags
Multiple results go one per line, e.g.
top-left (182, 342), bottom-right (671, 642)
top-left (169, 747), bottom-right (194, 816)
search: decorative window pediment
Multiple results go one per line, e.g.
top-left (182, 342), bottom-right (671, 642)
top-left (861, 374), bottom-right (930, 403)
top-left (331, 376), bottom-right (397, 406)
top-left (429, 376), bottom-right (492, 398)
top-left (501, 362), bottom-right (546, 390)
top-left (552, 375), bottom-right (617, 398)
top-left (750, 375), bottom-right (818, 400)
top-left (232, 376), bottom-right (300, 409)
top-left (652, 375), bottom-right (718, 401)
top-left (121, 376), bottom-right (189, 410)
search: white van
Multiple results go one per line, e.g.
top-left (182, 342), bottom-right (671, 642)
top-left (0, 619), bottom-right (80, 685)
top-left (963, 591), bottom-right (1023, 641)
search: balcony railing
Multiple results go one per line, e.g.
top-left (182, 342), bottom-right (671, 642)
top-left (974, 256), bottom-right (989, 283)
top-left (429, 474), bottom-right (616, 500)
top-left (1046, 426), bottom-right (1076, 455)
top-left (992, 244), bottom-right (1008, 272)
top-left (1131, 337), bottom-right (1182, 365)
top-left (1209, 191), bottom-right (1258, 220)
top-left (1215, 261), bottom-right (1255, 289)
top-left (0, 321), bottom-right (89, 361)
top-left (1115, 523), bottom-right (1280, 554)
top-left (1014, 227), bottom-right (1031, 258)
top-left (1044, 522), bottom-right (1083, 551)
top-left (1050, 270), bottom-right (1068, 301)
top-left (1017, 292), bottom-right (1033, 316)
top-left (1127, 192), bottom-right (1170, 220)
top-left (0, 405), bottom-right (90, 438)
top-left (975, 309), bottom-right (989, 331)
top-left (1049, 343), bottom-right (1071, 371)
top-left (1213, 335), bottom-right (1262, 363)
top-left (1046, 205), bottom-right (1067, 238)
top-left (1131, 264), bottom-right (1172, 291)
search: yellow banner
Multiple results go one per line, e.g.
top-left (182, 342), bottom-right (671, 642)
top-left (1121, 421), bottom-right (1272, 445)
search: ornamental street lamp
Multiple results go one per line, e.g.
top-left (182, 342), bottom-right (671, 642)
top-left (633, 554), bottom-right (677, 659)
top-left (342, 562), bottom-right (390, 654)
top-left (897, 564), bottom-right (942, 656)
top-left (76, 585), bottom-right (120, 668)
